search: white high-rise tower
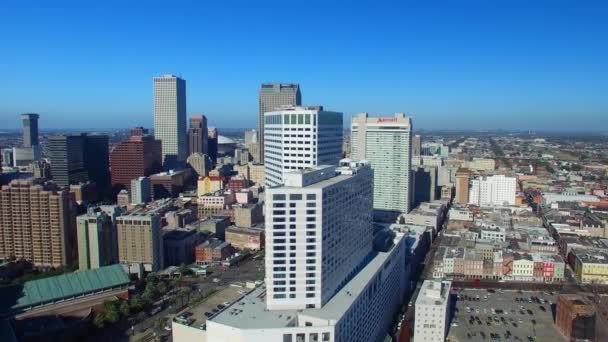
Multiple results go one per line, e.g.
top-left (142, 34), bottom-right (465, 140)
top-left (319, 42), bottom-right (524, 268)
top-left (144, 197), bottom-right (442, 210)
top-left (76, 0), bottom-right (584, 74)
top-left (351, 113), bottom-right (413, 220)
top-left (265, 160), bottom-right (374, 310)
top-left (154, 75), bottom-right (187, 168)
top-left (263, 105), bottom-right (343, 187)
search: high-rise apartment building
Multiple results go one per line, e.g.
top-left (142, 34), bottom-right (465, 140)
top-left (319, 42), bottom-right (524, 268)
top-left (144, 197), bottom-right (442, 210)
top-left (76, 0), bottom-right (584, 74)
top-left (468, 174), bottom-right (516, 207)
top-left (154, 74), bottom-right (187, 168)
top-left (258, 83), bottom-right (301, 163)
top-left (263, 105), bottom-right (343, 187)
top-left (77, 209), bottom-right (117, 270)
top-left (188, 115), bottom-right (208, 155)
top-left (265, 161), bottom-right (373, 310)
top-left (109, 135), bottom-right (162, 193)
top-left (21, 113), bottom-right (39, 148)
top-left (414, 280), bottom-right (452, 342)
top-left (131, 176), bottom-right (151, 204)
top-left (116, 210), bottom-right (163, 272)
top-left (351, 113), bottom-right (413, 220)
top-left (0, 179), bottom-right (76, 268)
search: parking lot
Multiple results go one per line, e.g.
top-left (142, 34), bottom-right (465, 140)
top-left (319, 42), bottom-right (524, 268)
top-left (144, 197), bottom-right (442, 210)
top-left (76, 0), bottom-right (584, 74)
top-left (174, 286), bottom-right (245, 330)
top-left (447, 288), bottom-right (566, 342)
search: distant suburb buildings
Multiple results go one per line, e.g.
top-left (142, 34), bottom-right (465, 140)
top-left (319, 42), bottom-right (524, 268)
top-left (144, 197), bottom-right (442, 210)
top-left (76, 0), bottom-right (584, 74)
top-left (263, 105), bottom-right (343, 187)
top-left (258, 83), bottom-right (301, 164)
top-left (154, 74), bottom-right (187, 168)
top-left (351, 112), bottom-right (413, 220)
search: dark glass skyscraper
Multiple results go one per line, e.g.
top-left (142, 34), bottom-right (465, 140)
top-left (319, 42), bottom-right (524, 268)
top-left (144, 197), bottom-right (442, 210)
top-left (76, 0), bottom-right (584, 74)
top-left (21, 113), bottom-right (39, 148)
top-left (188, 115), bottom-right (208, 155)
top-left (48, 134), bottom-right (111, 199)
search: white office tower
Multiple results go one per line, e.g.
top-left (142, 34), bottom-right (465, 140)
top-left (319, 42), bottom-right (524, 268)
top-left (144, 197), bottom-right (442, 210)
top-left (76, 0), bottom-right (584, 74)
top-left (263, 106), bottom-right (343, 187)
top-left (414, 280), bottom-right (452, 342)
top-left (173, 161), bottom-right (413, 342)
top-left (154, 74), bottom-right (187, 168)
top-left (468, 174), bottom-right (516, 207)
top-left (351, 113), bottom-right (412, 220)
top-left (259, 83), bottom-right (301, 163)
top-left (265, 161), bottom-right (373, 310)
top-left (130, 176), bottom-right (151, 204)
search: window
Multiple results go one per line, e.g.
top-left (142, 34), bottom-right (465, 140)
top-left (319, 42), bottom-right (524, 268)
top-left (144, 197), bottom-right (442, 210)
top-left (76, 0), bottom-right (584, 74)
top-left (306, 194), bottom-right (316, 200)
top-left (273, 194), bottom-right (286, 201)
top-left (290, 194), bottom-right (302, 200)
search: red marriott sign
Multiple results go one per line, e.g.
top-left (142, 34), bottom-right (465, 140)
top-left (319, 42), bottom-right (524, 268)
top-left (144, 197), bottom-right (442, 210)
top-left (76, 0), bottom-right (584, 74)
top-left (376, 118), bottom-right (398, 123)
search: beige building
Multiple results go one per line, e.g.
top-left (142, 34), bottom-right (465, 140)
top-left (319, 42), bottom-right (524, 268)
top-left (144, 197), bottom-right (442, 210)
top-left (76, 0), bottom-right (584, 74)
top-left (225, 226), bottom-right (264, 251)
top-left (466, 158), bottom-right (496, 171)
top-left (116, 211), bottom-right (163, 272)
top-left (0, 179), bottom-right (76, 268)
top-left (234, 162), bottom-right (265, 186)
top-left (233, 203), bottom-right (263, 227)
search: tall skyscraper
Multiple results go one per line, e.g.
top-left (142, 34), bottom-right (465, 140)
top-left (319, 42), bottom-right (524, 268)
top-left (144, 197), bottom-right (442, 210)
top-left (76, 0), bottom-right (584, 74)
top-left (258, 83), bottom-right (301, 163)
top-left (109, 135), bottom-right (162, 193)
top-left (84, 134), bottom-right (111, 199)
top-left (188, 115), bottom-right (208, 155)
top-left (0, 179), bottom-right (76, 268)
top-left (154, 74), bottom-right (187, 168)
top-left (265, 161), bottom-right (373, 310)
top-left (263, 105), bottom-right (343, 187)
top-left (48, 134), bottom-right (111, 197)
top-left (207, 127), bottom-right (218, 165)
top-left (21, 113), bottom-right (39, 148)
top-left (48, 135), bottom-right (88, 187)
top-left (77, 209), bottom-right (117, 270)
top-left (351, 113), bottom-right (413, 220)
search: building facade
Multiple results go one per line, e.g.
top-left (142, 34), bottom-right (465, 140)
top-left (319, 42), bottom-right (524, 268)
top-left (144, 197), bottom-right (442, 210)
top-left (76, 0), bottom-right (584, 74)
top-left (0, 179), bottom-right (76, 268)
top-left (263, 105), bottom-right (343, 187)
top-left (154, 74), bottom-right (187, 168)
top-left (109, 135), bottom-right (162, 193)
top-left (188, 115), bottom-right (208, 155)
top-left (469, 174), bottom-right (517, 207)
top-left (258, 83), bottom-right (301, 163)
top-left (116, 212), bottom-right (163, 272)
top-left (351, 113), bottom-right (412, 220)
top-left (131, 176), bottom-right (151, 204)
top-left (77, 209), bottom-right (117, 270)
top-left (265, 161), bottom-right (373, 310)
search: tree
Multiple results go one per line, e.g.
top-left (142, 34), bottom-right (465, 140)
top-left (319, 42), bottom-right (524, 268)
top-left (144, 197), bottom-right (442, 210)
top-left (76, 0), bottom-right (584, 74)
top-left (93, 313), bottom-right (106, 329)
top-left (119, 301), bottom-right (130, 318)
top-left (105, 305), bottom-right (120, 324)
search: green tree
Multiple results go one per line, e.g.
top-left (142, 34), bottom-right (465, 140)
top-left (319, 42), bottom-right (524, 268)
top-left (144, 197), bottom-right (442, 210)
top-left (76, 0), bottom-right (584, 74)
top-left (119, 301), bottom-right (130, 318)
top-left (105, 306), bottom-right (120, 324)
top-left (93, 313), bottom-right (106, 329)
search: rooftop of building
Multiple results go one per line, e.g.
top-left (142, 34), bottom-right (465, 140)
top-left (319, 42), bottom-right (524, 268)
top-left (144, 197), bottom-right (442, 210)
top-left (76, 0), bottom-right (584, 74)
top-left (226, 226), bottom-right (264, 235)
top-left (162, 227), bottom-right (198, 241)
top-left (0, 265), bottom-right (129, 315)
top-left (416, 280), bottom-right (452, 306)
top-left (197, 239), bottom-right (230, 250)
top-left (572, 248), bottom-right (608, 264)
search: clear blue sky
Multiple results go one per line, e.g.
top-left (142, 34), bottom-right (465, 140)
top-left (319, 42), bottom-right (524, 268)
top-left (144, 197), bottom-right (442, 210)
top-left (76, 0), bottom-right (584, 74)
top-left (1, 0), bottom-right (607, 131)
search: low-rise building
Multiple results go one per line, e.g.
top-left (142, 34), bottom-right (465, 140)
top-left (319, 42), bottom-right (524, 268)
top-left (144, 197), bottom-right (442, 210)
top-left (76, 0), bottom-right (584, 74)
top-left (163, 227), bottom-right (201, 266)
top-left (556, 294), bottom-right (596, 341)
top-left (225, 226), bottom-right (265, 251)
top-left (572, 248), bottom-right (608, 283)
top-left (233, 203), bottom-right (263, 227)
top-left (195, 239), bottom-right (234, 264)
top-left (198, 216), bottom-right (231, 239)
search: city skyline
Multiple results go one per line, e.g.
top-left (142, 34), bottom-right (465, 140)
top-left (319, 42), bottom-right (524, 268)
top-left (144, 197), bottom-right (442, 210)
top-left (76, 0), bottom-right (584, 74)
top-left (1, 1), bottom-right (607, 131)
